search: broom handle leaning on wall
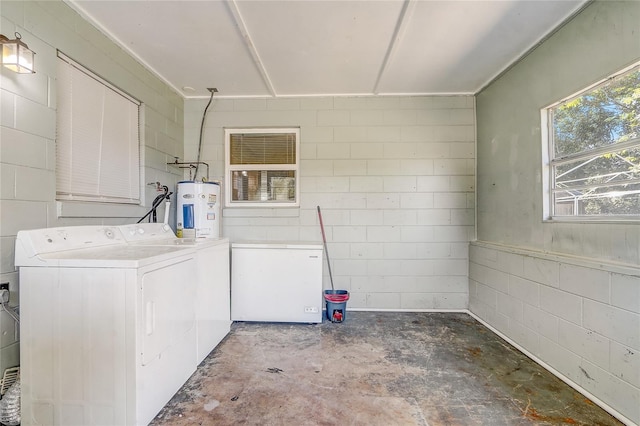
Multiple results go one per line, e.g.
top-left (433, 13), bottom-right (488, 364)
top-left (317, 206), bottom-right (335, 291)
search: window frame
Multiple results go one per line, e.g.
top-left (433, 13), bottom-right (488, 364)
top-left (56, 51), bottom-right (143, 212)
top-left (224, 127), bottom-right (300, 208)
top-left (542, 62), bottom-right (640, 222)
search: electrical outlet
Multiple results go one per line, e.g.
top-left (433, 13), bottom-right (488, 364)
top-left (304, 306), bottom-right (319, 314)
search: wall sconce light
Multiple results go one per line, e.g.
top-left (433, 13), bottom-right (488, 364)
top-left (0, 32), bottom-right (35, 74)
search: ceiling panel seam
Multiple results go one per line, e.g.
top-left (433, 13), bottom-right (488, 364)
top-left (227, 0), bottom-right (276, 97)
top-left (64, 0), bottom-right (184, 98)
top-left (373, 0), bottom-right (417, 95)
top-left (475, 0), bottom-right (593, 95)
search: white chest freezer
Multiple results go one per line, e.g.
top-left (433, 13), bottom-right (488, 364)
top-left (231, 241), bottom-right (323, 323)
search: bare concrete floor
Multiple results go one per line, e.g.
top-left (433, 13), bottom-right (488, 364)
top-left (151, 312), bottom-right (622, 426)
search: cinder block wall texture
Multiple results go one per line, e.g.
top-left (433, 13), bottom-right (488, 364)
top-left (184, 96), bottom-right (476, 311)
top-left (469, 242), bottom-right (639, 425)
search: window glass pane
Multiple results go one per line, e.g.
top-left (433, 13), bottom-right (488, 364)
top-left (552, 68), bottom-right (640, 158)
top-left (230, 170), bottom-right (296, 202)
top-left (554, 182), bottom-right (640, 216)
top-left (546, 63), bottom-right (640, 218)
top-left (555, 146), bottom-right (640, 187)
top-left (553, 146), bottom-right (640, 217)
top-left (230, 133), bottom-right (296, 165)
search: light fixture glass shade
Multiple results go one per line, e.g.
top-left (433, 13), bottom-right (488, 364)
top-left (1, 33), bottom-right (35, 74)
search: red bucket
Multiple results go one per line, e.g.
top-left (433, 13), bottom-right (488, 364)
top-left (324, 293), bottom-right (349, 303)
top-left (324, 290), bottom-right (349, 322)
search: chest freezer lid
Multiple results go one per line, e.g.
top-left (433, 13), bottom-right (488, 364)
top-left (232, 241), bottom-right (322, 250)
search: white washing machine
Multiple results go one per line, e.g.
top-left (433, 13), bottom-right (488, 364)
top-left (15, 225), bottom-right (198, 426)
top-left (118, 223), bottom-right (230, 364)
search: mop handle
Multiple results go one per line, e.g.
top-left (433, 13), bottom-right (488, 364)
top-left (317, 206), bottom-right (335, 291)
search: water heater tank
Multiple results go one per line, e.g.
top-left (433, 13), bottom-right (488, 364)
top-left (176, 181), bottom-right (221, 238)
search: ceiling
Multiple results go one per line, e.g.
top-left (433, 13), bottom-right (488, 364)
top-left (67, 0), bottom-right (588, 99)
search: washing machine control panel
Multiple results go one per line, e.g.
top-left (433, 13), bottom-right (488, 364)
top-left (118, 223), bottom-right (176, 243)
top-left (15, 226), bottom-right (125, 260)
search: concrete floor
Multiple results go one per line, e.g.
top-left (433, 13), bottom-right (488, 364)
top-left (151, 312), bottom-right (622, 425)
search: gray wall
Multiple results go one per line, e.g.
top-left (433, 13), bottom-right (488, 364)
top-left (184, 96), bottom-right (475, 311)
top-left (0, 1), bottom-right (183, 373)
top-left (476, 0), bottom-right (640, 265)
top-left (472, 1), bottom-right (640, 423)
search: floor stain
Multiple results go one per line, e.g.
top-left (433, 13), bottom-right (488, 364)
top-left (467, 346), bottom-right (482, 357)
top-left (525, 407), bottom-right (578, 424)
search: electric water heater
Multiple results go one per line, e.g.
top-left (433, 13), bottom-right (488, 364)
top-left (176, 181), bottom-right (221, 238)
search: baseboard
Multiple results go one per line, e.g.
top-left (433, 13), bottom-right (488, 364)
top-left (347, 308), bottom-right (468, 313)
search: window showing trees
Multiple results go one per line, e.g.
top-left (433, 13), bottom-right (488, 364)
top-left (545, 63), bottom-right (640, 219)
top-left (224, 128), bottom-right (300, 207)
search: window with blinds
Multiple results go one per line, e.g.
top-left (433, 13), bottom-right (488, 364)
top-left (56, 52), bottom-right (141, 204)
top-left (225, 128), bottom-right (300, 207)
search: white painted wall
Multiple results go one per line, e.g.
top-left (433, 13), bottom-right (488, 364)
top-left (473, 1), bottom-right (640, 424)
top-left (184, 96), bottom-right (475, 310)
top-left (0, 1), bottom-right (183, 374)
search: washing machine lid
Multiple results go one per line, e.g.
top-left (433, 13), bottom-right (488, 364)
top-left (15, 225), bottom-right (195, 268)
top-left (34, 244), bottom-right (196, 268)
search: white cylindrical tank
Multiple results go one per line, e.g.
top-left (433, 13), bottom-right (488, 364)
top-left (176, 181), bottom-right (221, 238)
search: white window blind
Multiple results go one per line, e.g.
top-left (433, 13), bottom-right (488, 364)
top-left (225, 128), bottom-right (300, 207)
top-left (56, 53), bottom-right (141, 204)
top-left (230, 133), bottom-right (297, 165)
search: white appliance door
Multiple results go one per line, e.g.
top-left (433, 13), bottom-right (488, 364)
top-left (196, 242), bottom-right (231, 363)
top-left (137, 257), bottom-right (197, 426)
top-left (141, 258), bottom-right (196, 364)
top-left (231, 244), bottom-right (323, 323)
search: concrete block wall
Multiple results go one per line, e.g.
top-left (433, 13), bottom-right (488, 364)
top-left (469, 241), bottom-right (640, 425)
top-left (0, 1), bottom-right (183, 374)
top-left (184, 96), bottom-right (475, 310)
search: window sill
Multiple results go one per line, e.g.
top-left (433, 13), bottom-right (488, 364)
top-left (57, 201), bottom-right (148, 219)
top-left (223, 207), bottom-right (300, 218)
top-left (543, 216), bottom-right (640, 224)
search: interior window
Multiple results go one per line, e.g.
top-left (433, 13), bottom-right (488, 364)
top-left (225, 128), bottom-right (300, 207)
top-left (544, 63), bottom-right (640, 219)
top-left (56, 52), bottom-right (141, 204)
